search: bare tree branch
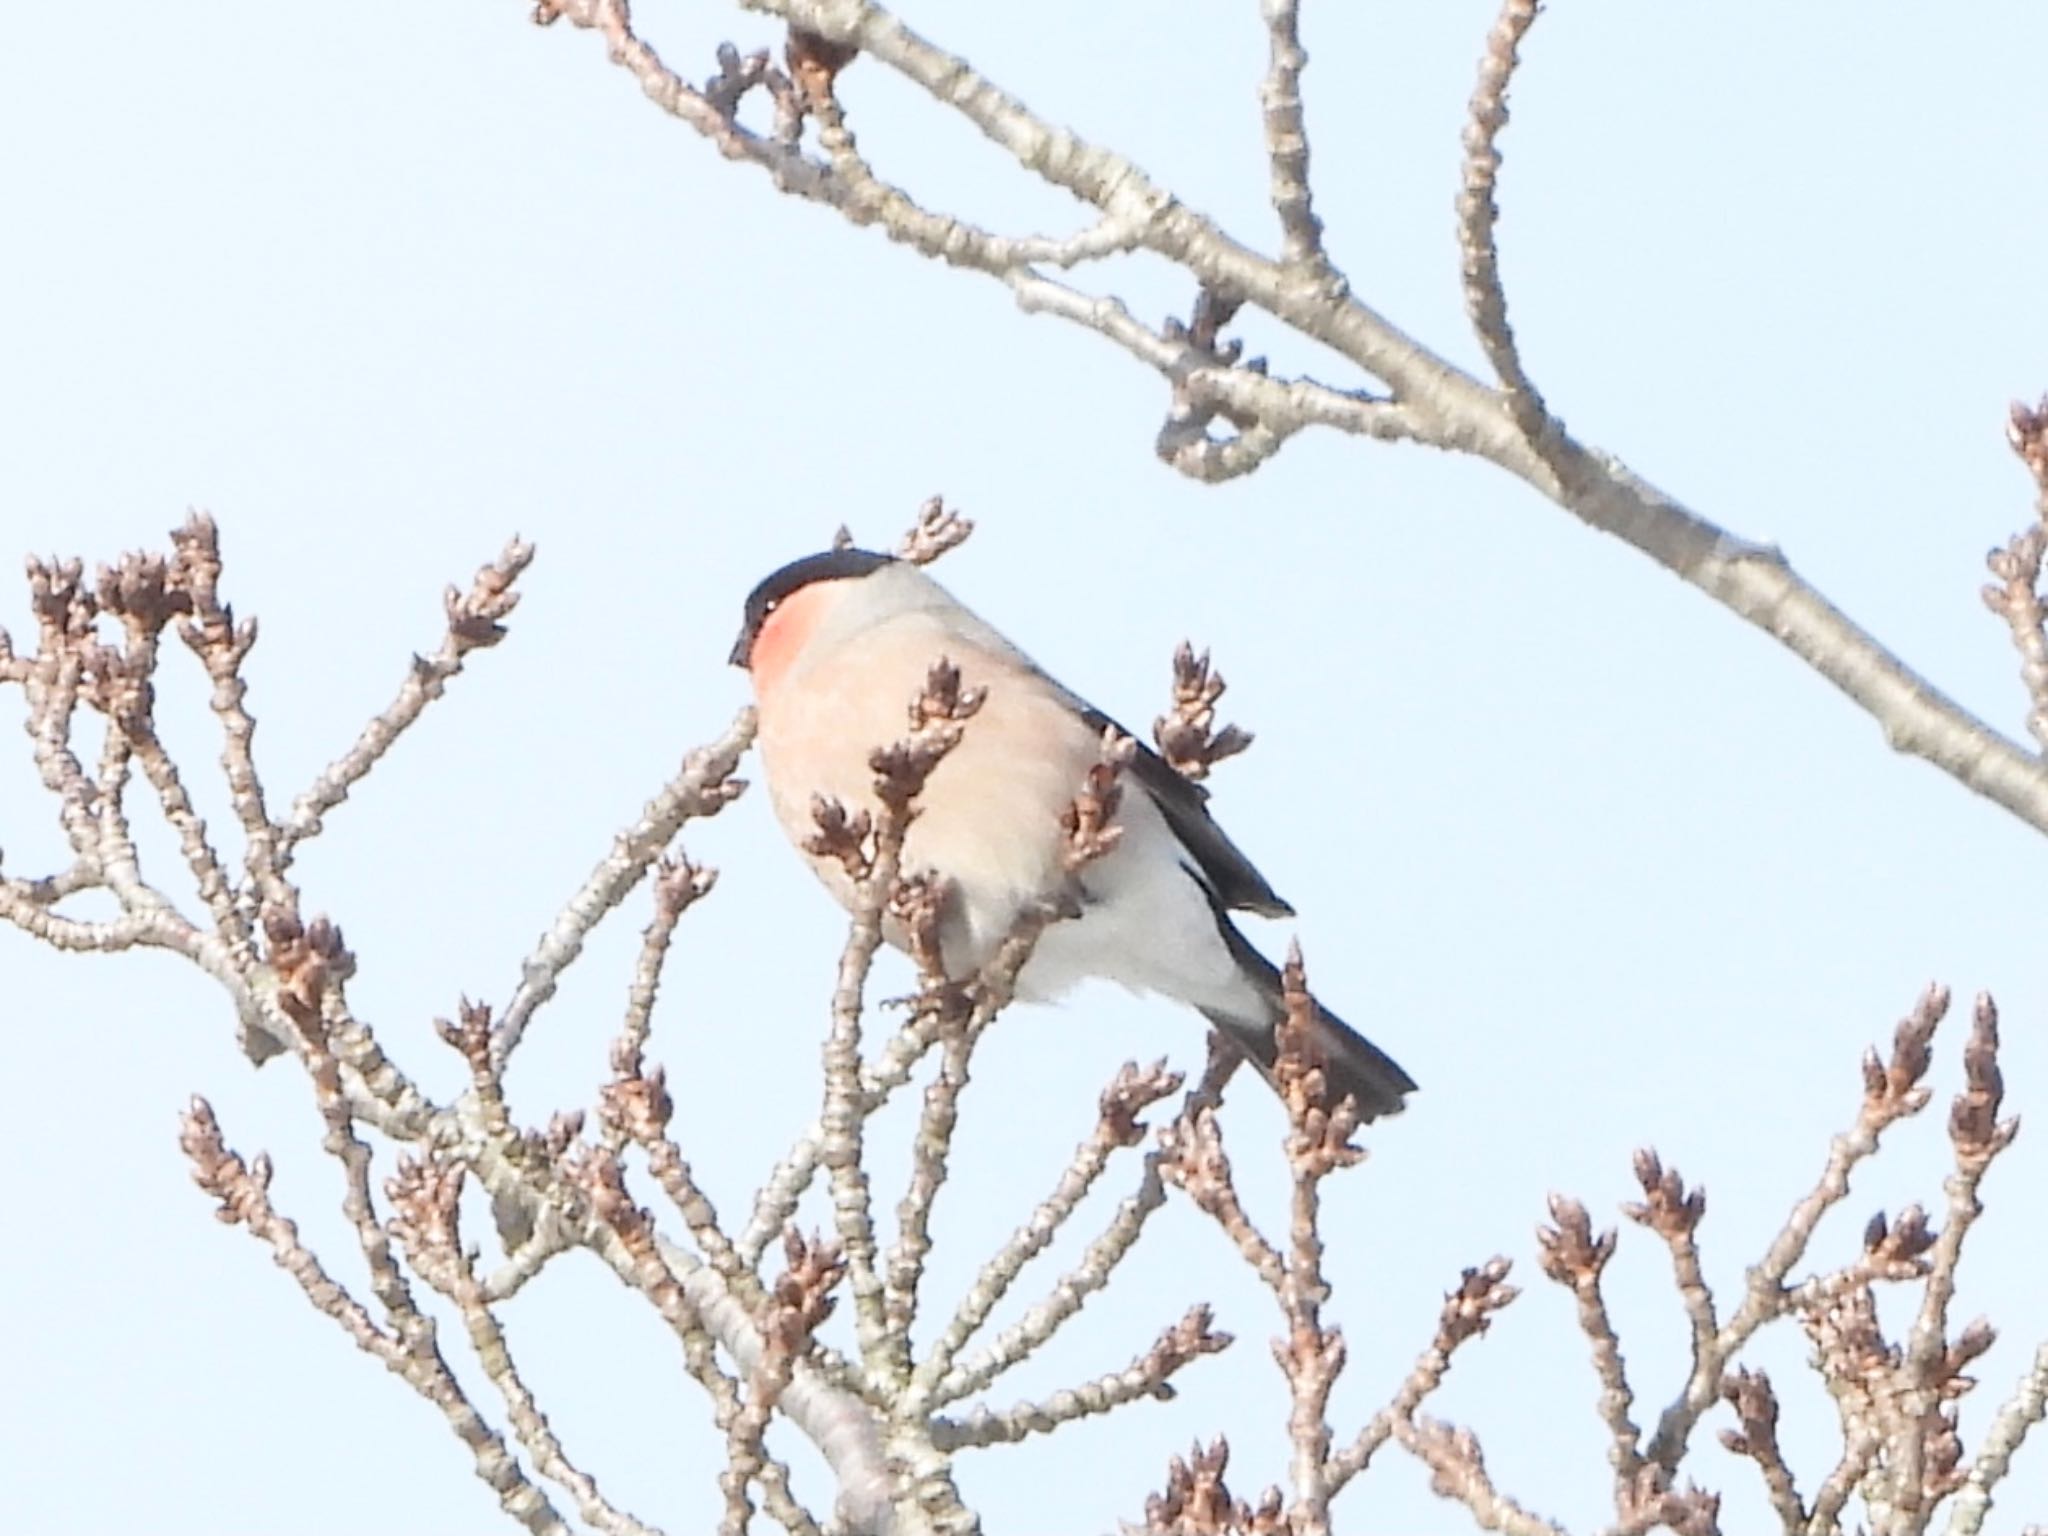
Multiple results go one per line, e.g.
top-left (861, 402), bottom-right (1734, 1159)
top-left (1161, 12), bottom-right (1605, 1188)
top-left (279, 537), bottom-right (535, 861)
top-left (13, 0), bottom-right (2048, 1524)
top-left (1949, 1337), bottom-right (2048, 1535)
top-left (1457, 0), bottom-right (1551, 440)
top-left (491, 714), bottom-right (753, 1068)
top-left (1984, 398), bottom-right (2048, 753)
top-left (181, 1099), bottom-right (578, 1535)
top-left (519, 0), bottom-right (2048, 842)
top-left (1257, 0), bottom-right (1330, 275)
top-left (9, 506), bottom-right (2047, 1536)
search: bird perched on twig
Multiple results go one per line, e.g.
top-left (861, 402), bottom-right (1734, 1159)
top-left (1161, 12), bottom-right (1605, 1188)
top-left (729, 547), bottom-right (1415, 1122)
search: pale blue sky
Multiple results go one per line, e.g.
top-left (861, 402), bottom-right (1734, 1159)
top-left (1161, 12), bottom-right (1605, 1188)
top-left (4, 3), bottom-right (2047, 1532)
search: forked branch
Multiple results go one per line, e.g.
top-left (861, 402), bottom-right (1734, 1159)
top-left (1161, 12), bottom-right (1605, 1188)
top-left (523, 0), bottom-right (2048, 840)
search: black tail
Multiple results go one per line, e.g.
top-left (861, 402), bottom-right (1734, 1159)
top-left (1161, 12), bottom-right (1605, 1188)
top-left (1200, 928), bottom-right (1415, 1123)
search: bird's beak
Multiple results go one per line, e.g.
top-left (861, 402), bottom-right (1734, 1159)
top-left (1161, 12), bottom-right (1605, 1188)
top-left (728, 630), bottom-right (752, 668)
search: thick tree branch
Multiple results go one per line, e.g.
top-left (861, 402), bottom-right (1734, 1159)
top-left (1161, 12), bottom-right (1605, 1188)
top-left (527, 0), bottom-right (2048, 839)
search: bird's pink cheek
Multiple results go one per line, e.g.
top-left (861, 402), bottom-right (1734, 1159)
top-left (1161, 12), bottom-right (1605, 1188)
top-left (748, 585), bottom-right (828, 697)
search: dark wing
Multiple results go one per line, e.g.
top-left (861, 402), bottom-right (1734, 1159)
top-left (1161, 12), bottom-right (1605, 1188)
top-left (1077, 705), bottom-right (1295, 918)
top-left (936, 601), bottom-right (1296, 920)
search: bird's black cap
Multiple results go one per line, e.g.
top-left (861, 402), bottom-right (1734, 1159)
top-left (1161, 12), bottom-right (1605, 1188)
top-left (729, 547), bottom-right (896, 667)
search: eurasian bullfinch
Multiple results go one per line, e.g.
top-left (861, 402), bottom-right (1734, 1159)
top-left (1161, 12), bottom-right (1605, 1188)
top-left (729, 548), bottom-right (1415, 1122)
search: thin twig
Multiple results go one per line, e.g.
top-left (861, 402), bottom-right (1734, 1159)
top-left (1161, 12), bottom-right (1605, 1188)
top-left (492, 711), bottom-right (752, 1069)
top-left (1457, 0), bottom-right (1550, 436)
top-left (180, 1099), bottom-right (574, 1535)
top-left (930, 1048), bottom-right (1237, 1406)
top-left (1536, 1197), bottom-right (1644, 1497)
top-left (600, 854), bottom-right (719, 1155)
top-left (1719, 1369), bottom-right (1806, 1531)
top-left (1983, 398), bottom-right (2048, 752)
top-left (1258, 0), bottom-right (1331, 273)
top-left (1948, 1338), bottom-right (2048, 1535)
top-left (390, 1155), bottom-right (667, 1536)
top-left (1394, 1416), bottom-right (1571, 1536)
top-left (279, 537), bottom-right (535, 861)
top-left (931, 1304), bottom-right (1230, 1451)
top-left (917, 1059), bottom-right (1182, 1400)
top-left (1326, 1259), bottom-right (1518, 1493)
top-left (1641, 985), bottom-right (1950, 1474)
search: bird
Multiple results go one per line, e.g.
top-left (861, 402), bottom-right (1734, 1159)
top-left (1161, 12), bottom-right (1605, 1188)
top-left (728, 547), bottom-right (1415, 1122)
